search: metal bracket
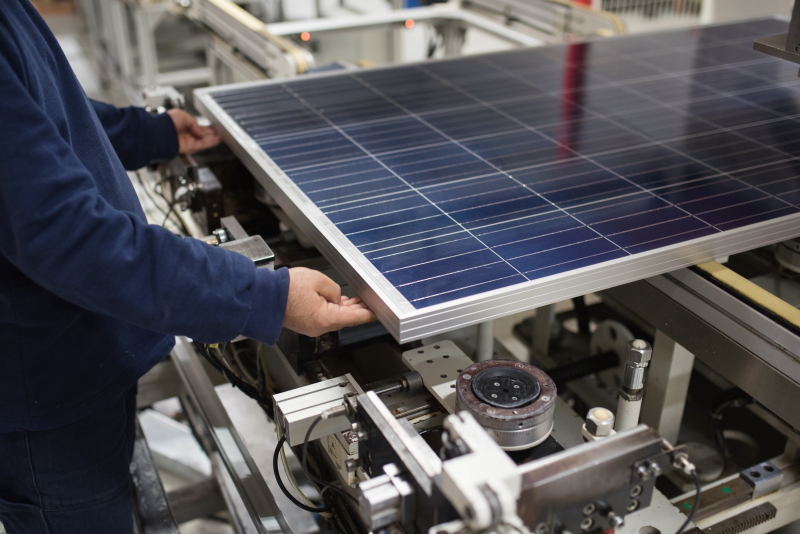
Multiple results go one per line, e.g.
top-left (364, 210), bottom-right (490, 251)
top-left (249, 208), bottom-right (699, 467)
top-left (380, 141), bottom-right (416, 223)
top-left (740, 461), bottom-right (784, 500)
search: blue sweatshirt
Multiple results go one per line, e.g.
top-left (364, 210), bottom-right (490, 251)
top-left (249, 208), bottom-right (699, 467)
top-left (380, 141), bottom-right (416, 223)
top-left (0, 0), bottom-right (290, 432)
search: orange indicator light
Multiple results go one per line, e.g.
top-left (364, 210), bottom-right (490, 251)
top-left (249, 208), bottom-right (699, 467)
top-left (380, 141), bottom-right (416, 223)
top-left (300, 31), bottom-right (311, 42)
top-left (405, 19), bottom-right (415, 29)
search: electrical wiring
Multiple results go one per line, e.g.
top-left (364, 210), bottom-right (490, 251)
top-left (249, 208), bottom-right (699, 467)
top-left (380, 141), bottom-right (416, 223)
top-left (302, 416), bottom-right (359, 505)
top-left (276, 425), bottom-right (331, 516)
top-left (160, 199), bottom-right (180, 229)
top-left (192, 341), bottom-right (275, 419)
top-left (674, 470), bottom-right (701, 534)
top-left (135, 171), bottom-right (188, 235)
top-left (273, 436), bottom-right (333, 514)
top-left (709, 388), bottom-right (753, 462)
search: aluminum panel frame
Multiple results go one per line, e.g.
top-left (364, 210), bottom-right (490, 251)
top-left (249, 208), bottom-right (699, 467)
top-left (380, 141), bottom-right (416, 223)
top-left (194, 49), bottom-right (800, 344)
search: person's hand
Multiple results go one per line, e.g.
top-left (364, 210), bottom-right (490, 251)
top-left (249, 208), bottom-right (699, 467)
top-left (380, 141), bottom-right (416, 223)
top-left (167, 109), bottom-right (222, 154)
top-left (283, 267), bottom-right (376, 337)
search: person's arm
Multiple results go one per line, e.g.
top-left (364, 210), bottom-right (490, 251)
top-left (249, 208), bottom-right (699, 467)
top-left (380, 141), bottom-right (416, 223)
top-left (0, 53), bottom-right (373, 344)
top-left (90, 100), bottom-right (179, 170)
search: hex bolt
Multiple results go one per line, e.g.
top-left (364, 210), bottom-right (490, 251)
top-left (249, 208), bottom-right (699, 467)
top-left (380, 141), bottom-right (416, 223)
top-left (607, 512), bottom-right (624, 529)
top-left (585, 407), bottom-right (615, 437)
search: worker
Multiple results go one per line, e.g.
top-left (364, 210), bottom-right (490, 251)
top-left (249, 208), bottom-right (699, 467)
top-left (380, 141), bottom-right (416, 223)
top-left (0, 1), bottom-right (376, 532)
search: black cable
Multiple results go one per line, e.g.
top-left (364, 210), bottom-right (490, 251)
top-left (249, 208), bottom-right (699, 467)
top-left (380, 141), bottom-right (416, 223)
top-left (192, 341), bottom-right (275, 419)
top-left (273, 436), bottom-right (332, 513)
top-left (709, 388), bottom-right (753, 460)
top-left (135, 172), bottom-right (188, 235)
top-left (302, 416), bottom-right (359, 505)
top-left (160, 200), bottom-right (179, 228)
top-left (674, 470), bottom-right (701, 534)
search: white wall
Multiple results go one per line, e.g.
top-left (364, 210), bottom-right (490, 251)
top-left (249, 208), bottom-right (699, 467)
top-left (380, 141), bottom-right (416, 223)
top-left (701, 0), bottom-right (794, 23)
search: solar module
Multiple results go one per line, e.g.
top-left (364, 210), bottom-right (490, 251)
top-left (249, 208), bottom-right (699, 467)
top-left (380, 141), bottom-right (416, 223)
top-left (196, 18), bottom-right (800, 342)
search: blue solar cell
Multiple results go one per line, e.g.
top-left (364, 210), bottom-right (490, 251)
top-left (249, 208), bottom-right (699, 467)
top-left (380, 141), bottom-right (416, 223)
top-left (209, 19), bottom-right (800, 311)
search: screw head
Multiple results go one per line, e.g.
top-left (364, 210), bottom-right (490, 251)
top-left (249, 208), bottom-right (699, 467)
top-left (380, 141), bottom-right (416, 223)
top-left (608, 513), bottom-right (624, 529)
top-left (515, 363), bottom-right (524, 368)
top-left (630, 485), bottom-right (642, 497)
top-left (648, 461), bottom-right (662, 477)
top-left (626, 500), bottom-right (639, 512)
top-left (636, 464), bottom-right (651, 480)
top-left (583, 503), bottom-right (596, 516)
top-left (535, 523), bottom-right (549, 534)
top-left (541, 395), bottom-right (551, 402)
top-left (580, 517), bottom-right (594, 531)
top-left (462, 374), bottom-right (472, 380)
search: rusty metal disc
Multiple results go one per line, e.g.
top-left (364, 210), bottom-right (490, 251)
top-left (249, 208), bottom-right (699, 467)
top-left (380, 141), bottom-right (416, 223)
top-left (455, 360), bottom-right (556, 451)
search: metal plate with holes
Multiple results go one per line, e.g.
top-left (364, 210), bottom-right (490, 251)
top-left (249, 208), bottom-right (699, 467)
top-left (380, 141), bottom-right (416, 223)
top-left (741, 461), bottom-right (784, 500)
top-left (402, 341), bottom-right (473, 413)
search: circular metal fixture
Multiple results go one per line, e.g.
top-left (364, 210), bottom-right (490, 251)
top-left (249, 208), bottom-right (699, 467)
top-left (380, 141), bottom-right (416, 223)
top-left (472, 366), bottom-right (540, 408)
top-left (455, 361), bottom-right (556, 451)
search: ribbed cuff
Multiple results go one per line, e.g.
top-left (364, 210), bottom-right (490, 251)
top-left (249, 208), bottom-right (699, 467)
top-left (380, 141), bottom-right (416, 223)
top-left (150, 112), bottom-right (179, 162)
top-left (241, 267), bottom-right (290, 346)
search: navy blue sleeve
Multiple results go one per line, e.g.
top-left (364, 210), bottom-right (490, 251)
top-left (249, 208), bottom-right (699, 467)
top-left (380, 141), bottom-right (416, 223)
top-left (0, 52), bottom-right (289, 346)
top-left (90, 100), bottom-right (179, 170)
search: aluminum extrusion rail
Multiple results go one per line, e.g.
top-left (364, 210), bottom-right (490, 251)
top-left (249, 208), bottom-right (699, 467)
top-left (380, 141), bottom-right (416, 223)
top-left (171, 337), bottom-right (291, 534)
top-left (602, 267), bottom-right (800, 431)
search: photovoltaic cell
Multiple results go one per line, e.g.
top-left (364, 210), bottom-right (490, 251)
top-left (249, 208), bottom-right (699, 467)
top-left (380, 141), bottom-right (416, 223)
top-left (202, 19), bottom-right (800, 319)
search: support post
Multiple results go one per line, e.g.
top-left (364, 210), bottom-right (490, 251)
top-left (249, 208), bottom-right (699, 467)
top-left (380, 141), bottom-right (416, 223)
top-left (476, 320), bottom-right (495, 361)
top-left (640, 330), bottom-right (695, 445)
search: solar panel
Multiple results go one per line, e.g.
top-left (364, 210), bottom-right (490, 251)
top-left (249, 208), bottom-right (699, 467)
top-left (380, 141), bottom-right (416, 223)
top-left (196, 18), bottom-right (800, 342)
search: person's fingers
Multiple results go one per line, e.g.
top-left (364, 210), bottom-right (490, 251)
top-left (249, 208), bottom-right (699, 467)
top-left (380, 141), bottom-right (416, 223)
top-left (178, 132), bottom-right (222, 154)
top-left (327, 303), bottom-right (376, 328)
top-left (189, 122), bottom-right (204, 136)
top-left (313, 272), bottom-right (342, 304)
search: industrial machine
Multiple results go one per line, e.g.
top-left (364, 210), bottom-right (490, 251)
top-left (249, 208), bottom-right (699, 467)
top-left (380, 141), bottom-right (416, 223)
top-left (69, 3), bottom-right (800, 534)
